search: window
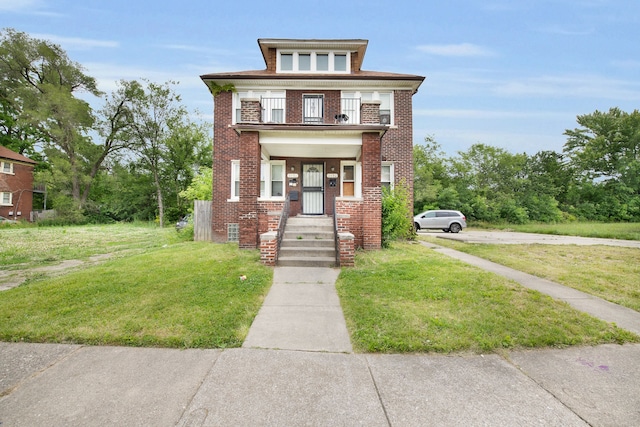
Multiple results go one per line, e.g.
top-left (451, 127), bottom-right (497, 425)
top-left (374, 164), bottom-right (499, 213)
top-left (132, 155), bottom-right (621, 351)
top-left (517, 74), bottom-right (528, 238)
top-left (259, 160), bottom-right (286, 199)
top-left (298, 53), bottom-right (311, 71)
top-left (303, 94), bottom-right (323, 124)
top-left (227, 223), bottom-right (239, 242)
top-left (1, 161), bottom-right (13, 174)
top-left (381, 163), bottom-right (394, 191)
top-left (316, 54), bottom-right (329, 71)
top-left (1, 192), bottom-right (12, 206)
top-left (334, 54), bottom-right (347, 71)
top-left (230, 161), bottom-right (240, 200)
top-left (277, 51), bottom-right (350, 73)
top-left (340, 91), bottom-right (394, 125)
top-left (280, 53), bottom-right (293, 71)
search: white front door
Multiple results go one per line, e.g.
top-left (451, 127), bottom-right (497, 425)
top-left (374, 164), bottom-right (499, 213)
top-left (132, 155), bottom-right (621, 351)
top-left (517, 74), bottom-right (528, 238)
top-left (302, 164), bottom-right (324, 214)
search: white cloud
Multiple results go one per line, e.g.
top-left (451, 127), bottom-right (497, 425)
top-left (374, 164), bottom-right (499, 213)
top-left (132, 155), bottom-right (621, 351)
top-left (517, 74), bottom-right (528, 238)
top-left (0, 0), bottom-right (62, 16)
top-left (31, 33), bottom-right (118, 50)
top-left (494, 74), bottom-right (640, 101)
top-left (416, 43), bottom-right (496, 57)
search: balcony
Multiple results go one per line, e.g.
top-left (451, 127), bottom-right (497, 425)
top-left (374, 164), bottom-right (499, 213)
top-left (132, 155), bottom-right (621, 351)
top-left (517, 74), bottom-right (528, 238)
top-left (257, 97), bottom-right (379, 125)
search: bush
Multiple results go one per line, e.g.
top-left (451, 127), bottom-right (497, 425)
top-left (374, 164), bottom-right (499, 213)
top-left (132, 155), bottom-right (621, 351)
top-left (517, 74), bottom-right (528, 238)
top-left (381, 180), bottom-right (415, 248)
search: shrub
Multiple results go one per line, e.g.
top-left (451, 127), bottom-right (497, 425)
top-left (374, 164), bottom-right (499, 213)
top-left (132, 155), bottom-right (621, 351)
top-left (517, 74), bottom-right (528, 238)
top-left (381, 180), bottom-right (415, 247)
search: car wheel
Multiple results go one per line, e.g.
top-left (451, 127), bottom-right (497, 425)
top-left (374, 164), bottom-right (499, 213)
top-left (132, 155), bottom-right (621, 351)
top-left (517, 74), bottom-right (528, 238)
top-left (414, 222), bottom-right (420, 232)
top-left (450, 223), bottom-right (462, 233)
top-left (442, 228), bottom-right (450, 233)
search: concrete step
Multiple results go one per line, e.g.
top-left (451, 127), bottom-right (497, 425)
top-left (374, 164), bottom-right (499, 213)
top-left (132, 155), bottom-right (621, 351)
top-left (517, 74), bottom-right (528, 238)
top-left (279, 247), bottom-right (336, 258)
top-left (277, 256), bottom-right (336, 268)
top-left (284, 225), bottom-right (334, 233)
top-left (280, 238), bottom-right (335, 248)
top-left (283, 231), bottom-right (334, 241)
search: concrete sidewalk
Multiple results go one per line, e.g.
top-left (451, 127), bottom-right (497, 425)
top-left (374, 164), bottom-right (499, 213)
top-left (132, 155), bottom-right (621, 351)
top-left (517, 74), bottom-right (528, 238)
top-left (2, 342), bottom-right (639, 426)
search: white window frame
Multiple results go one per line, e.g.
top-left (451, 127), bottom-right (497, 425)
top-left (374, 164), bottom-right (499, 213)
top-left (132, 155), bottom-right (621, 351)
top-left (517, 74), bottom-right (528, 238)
top-left (229, 160), bottom-right (240, 201)
top-left (1, 191), bottom-right (12, 206)
top-left (233, 90), bottom-right (286, 124)
top-left (277, 51), bottom-right (351, 74)
top-left (381, 162), bottom-right (394, 191)
top-left (1, 161), bottom-right (14, 174)
top-left (259, 160), bottom-right (286, 200)
top-left (340, 91), bottom-right (394, 125)
top-left (339, 161), bottom-right (362, 198)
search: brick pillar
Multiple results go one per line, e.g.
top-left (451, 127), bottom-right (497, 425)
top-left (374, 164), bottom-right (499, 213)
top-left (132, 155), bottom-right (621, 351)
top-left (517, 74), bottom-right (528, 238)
top-left (338, 232), bottom-right (355, 267)
top-left (260, 231), bottom-right (278, 266)
top-left (361, 132), bottom-right (382, 249)
top-left (361, 101), bottom-right (381, 124)
top-left (239, 131), bottom-right (260, 248)
top-left (241, 98), bottom-right (261, 122)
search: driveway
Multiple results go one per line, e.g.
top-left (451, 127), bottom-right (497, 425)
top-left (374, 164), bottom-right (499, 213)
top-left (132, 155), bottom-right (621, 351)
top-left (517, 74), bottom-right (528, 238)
top-left (419, 229), bottom-right (640, 248)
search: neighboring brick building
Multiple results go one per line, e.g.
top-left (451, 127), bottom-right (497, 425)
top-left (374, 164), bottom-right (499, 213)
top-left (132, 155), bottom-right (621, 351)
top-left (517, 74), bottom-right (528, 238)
top-left (200, 39), bottom-right (424, 262)
top-left (0, 146), bottom-right (37, 221)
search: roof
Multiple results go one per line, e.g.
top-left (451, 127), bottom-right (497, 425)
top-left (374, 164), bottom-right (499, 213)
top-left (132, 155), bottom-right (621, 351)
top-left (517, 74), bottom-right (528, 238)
top-left (200, 38), bottom-right (425, 93)
top-left (0, 146), bottom-right (37, 164)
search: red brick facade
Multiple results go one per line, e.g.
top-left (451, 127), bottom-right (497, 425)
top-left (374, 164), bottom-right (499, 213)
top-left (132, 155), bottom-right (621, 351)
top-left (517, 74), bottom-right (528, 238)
top-left (0, 147), bottom-right (36, 221)
top-left (202, 39), bottom-right (424, 262)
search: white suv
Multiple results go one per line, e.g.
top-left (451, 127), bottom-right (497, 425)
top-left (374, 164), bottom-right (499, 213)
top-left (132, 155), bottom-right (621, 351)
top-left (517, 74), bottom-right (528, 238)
top-left (414, 210), bottom-right (467, 233)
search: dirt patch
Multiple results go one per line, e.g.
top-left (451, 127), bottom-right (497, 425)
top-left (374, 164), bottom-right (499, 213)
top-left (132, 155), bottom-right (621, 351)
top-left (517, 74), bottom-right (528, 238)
top-left (0, 253), bottom-right (114, 291)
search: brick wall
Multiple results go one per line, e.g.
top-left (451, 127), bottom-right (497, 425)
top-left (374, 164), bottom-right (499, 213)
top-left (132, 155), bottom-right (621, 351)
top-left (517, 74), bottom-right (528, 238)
top-left (286, 90), bottom-right (341, 124)
top-left (239, 131), bottom-right (260, 248)
top-left (211, 91), bottom-right (239, 242)
top-left (381, 90), bottom-right (414, 204)
top-left (361, 101), bottom-right (381, 124)
top-left (0, 161), bottom-right (34, 221)
top-left (361, 132), bottom-right (382, 249)
top-left (240, 99), bottom-right (261, 122)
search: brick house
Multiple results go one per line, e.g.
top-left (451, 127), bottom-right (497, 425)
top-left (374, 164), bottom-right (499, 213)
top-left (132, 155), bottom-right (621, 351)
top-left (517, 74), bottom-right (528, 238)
top-left (0, 146), bottom-right (37, 221)
top-left (200, 39), bottom-right (424, 265)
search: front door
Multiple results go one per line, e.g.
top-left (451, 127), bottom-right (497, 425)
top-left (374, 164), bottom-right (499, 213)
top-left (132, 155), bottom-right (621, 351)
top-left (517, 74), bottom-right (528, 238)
top-left (302, 163), bottom-right (324, 214)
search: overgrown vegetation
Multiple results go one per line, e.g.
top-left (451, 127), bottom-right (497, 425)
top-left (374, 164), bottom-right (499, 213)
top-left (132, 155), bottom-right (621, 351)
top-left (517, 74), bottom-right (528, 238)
top-left (381, 180), bottom-right (415, 247)
top-left (337, 242), bottom-right (639, 353)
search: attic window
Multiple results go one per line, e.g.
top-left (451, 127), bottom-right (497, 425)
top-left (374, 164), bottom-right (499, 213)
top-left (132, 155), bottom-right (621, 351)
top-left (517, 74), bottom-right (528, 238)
top-left (277, 51), bottom-right (350, 73)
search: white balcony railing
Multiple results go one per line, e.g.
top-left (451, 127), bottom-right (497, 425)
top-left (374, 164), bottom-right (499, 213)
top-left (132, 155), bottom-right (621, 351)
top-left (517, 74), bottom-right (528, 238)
top-left (259, 97), bottom-right (363, 125)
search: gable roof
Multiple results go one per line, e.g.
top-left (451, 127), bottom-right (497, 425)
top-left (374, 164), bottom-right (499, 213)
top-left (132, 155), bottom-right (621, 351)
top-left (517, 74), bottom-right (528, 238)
top-left (0, 146), bottom-right (37, 164)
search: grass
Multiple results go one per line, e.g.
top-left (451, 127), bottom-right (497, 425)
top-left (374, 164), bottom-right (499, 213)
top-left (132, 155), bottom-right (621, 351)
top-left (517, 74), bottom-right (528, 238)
top-left (0, 222), bottom-right (184, 270)
top-left (336, 242), bottom-right (639, 354)
top-left (420, 236), bottom-right (640, 312)
top-left (472, 221), bottom-right (640, 241)
top-left (0, 242), bottom-right (272, 348)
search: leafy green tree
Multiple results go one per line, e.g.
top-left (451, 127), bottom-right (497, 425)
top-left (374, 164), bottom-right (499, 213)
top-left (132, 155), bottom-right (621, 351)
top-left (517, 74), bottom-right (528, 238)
top-left (179, 167), bottom-right (213, 209)
top-left (381, 180), bottom-right (414, 247)
top-left (413, 136), bottom-right (448, 212)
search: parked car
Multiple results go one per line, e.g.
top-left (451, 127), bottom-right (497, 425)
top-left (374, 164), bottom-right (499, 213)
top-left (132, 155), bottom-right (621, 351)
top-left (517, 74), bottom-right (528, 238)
top-left (414, 210), bottom-right (467, 233)
top-left (0, 215), bottom-right (17, 225)
top-left (175, 214), bottom-right (192, 231)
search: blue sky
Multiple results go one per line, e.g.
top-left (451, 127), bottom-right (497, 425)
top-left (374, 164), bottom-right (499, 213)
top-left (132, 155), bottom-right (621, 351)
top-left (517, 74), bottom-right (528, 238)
top-left (2, 0), bottom-right (639, 155)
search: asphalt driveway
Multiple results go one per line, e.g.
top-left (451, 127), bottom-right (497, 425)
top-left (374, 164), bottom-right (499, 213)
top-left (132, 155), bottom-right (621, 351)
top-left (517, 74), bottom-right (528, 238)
top-left (420, 229), bottom-right (640, 248)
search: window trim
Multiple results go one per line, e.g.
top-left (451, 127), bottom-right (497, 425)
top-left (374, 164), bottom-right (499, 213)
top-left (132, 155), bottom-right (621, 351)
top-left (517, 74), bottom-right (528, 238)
top-left (259, 160), bottom-right (286, 200)
top-left (1, 161), bottom-right (14, 174)
top-left (340, 161), bottom-right (362, 198)
top-left (1, 191), bottom-right (13, 206)
top-left (381, 162), bottom-right (394, 191)
top-left (229, 160), bottom-right (240, 201)
top-left (277, 51), bottom-right (351, 73)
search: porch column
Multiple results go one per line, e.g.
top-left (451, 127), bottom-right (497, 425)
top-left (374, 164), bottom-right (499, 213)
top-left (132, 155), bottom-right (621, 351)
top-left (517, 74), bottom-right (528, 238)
top-left (361, 132), bottom-right (382, 249)
top-left (239, 131), bottom-right (260, 248)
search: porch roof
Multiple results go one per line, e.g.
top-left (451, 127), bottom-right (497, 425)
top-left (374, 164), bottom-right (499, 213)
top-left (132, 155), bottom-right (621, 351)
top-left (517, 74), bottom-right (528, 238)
top-left (232, 124), bottom-right (387, 158)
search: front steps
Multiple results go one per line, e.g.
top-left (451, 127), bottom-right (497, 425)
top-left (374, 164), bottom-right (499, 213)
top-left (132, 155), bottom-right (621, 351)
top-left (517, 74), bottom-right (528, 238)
top-left (278, 216), bottom-right (336, 267)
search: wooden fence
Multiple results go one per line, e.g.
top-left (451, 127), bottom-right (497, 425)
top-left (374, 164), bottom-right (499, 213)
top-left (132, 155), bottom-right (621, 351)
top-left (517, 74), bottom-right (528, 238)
top-left (193, 200), bottom-right (212, 241)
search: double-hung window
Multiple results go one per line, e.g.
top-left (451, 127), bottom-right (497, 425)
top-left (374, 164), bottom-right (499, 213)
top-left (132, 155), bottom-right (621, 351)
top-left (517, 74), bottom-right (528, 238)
top-left (340, 161), bottom-right (361, 198)
top-left (381, 163), bottom-right (394, 191)
top-left (259, 160), bottom-right (286, 199)
top-left (1, 192), bottom-right (12, 206)
top-left (1, 161), bottom-right (13, 174)
top-left (230, 161), bottom-right (240, 201)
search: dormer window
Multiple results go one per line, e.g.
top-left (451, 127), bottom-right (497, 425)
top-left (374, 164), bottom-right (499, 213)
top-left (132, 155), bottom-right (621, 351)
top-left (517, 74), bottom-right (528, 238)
top-left (277, 51), bottom-right (350, 73)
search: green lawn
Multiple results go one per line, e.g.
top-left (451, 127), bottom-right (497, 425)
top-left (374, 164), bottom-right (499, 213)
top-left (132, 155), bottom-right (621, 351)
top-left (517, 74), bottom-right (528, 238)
top-left (472, 221), bottom-right (640, 241)
top-left (0, 242), bottom-right (272, 348)
top-left (337, 242), bottom-right (638, 354)
top-left (421, 236), bottom-right (640, 312)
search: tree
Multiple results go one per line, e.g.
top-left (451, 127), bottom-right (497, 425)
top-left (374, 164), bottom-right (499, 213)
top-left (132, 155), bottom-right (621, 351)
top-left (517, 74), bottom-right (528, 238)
top-left (413, 136), bottom-right (448, 212)
top-left (0, 28), bottom-right (101, 208)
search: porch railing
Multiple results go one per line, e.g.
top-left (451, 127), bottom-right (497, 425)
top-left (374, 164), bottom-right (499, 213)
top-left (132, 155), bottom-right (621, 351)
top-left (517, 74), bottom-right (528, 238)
top-left (276, 195), bottom-right (291, 261)
top-left (258, 97), bottom-right (363, 125)
top-left (333, 197), bottom-right (340, 266)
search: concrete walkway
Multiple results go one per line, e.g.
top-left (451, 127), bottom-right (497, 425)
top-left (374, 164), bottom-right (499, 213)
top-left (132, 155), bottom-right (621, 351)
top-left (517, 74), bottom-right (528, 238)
top-left (242, 267), bottom-right (352, 353)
